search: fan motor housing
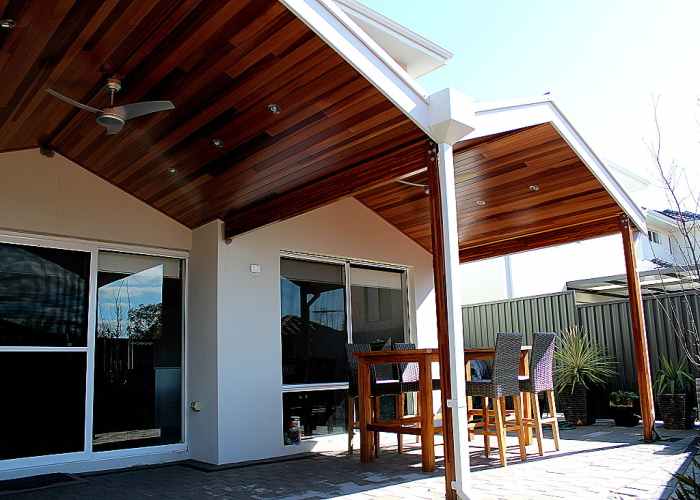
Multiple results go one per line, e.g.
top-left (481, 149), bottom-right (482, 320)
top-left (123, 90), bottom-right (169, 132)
top-left (96, 113), bottom-right (125, 128)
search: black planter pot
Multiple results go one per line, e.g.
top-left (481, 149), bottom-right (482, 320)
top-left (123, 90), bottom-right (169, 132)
top-left (559, 385), bottom-right (596, 426)
top-left (610, 405), bottom-right (639, 427)
top-left (658, 393), bottom-right (692, 430)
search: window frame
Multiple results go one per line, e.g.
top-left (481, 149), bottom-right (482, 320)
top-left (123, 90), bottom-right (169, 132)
top-left (0, 230), bottom-right (188, 471)
top-left (279, 251), bottom-right (412, 394)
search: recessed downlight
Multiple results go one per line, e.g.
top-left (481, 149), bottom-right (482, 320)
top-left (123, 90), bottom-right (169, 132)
top-left (529, 184), bottom-right (540, 192)
top-left (0, 19), bottom-right (15, 30)
top-left (168, 168), bottom-right (177, 174)
top-left (267, 103), bottom-right (281, 114)
top-left (211, 138), bottom-right (224, 149)
top-left (475, 200), bottom-right (487, 207)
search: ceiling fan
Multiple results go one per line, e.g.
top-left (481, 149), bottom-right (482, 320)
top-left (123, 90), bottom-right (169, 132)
top-left (45, 77), bottom-right (174, 135)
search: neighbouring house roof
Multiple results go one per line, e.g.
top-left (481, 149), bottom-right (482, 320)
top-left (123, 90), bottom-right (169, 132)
top-left (333, 0), bottom-right (453, 78)
top-left (658, 209), bottom-right (700, 223)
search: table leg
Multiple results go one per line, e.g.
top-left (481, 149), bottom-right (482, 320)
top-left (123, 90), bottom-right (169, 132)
top-left (358, 359), bottom-right (373, 463)
top-left (418, 356), bottom-right (435, 472)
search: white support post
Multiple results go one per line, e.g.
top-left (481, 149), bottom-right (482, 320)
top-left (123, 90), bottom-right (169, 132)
top-left (436, 143), bottom-right (471, 499)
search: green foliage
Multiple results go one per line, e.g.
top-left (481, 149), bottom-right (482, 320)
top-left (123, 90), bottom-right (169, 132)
top-left (674, 458), bottom-right (700, 500)
top-left (654, 356), bottom-right (694, 395)
top-left (554, 326), bottom-right (616, 394)
top-left (128, 303), bottom-right (163, 340)
top-left (609, 390), bottom-right (638, 407)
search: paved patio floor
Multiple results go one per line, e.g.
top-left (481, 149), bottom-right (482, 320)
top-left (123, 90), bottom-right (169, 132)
top-left (7, 422), bottom-right (697, 500)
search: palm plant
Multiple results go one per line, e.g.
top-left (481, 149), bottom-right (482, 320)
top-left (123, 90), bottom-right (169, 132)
top-left (654, 356), bottom-right (694, 395)
top-left (554, 326), bottom-right (616, 394)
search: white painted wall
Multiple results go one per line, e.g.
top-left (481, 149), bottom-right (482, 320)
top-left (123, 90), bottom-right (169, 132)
top-left (215, 197), bottom-right (436, 464)
top-left (187, 221), bottom-right (223, 463)
top-left (0, 149), bottom-right (191, 250)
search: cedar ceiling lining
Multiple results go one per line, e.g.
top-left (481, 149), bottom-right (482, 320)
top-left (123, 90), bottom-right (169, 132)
top-left (0, 0), bottom-right (427, 230)
top-left (356, 123), bottom-right (627, 262)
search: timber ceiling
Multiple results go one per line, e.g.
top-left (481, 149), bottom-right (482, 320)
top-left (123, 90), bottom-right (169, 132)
top-left (356, 123), bottom-right (626, 262)
top-left (0, 0), bottom-right (427, 229)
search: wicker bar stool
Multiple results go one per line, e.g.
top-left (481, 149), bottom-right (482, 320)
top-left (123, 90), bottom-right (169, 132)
top-left (519, 332), bottom-right (561, 455)
top-left (465, 332), bottom-right (527, 467)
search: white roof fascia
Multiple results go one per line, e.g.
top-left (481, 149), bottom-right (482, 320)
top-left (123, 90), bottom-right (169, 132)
top-left (645, 210), bottom-right (680, 231)
top-left (334, 0), bottom-right (452, 77)
top-left (460, 97), bottom-right (648, 234)
top-left (281, 0), bottom-right (434, 138)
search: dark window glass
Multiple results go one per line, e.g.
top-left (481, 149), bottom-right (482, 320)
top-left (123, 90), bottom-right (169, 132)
top-left (281, 258), bottom-right (348, 385)
top-left (93, 253), bottom-right (183, 451)
top-left (0, 242), bottom-right (90, 346)
top-left (0, 352), bottom-right (86, 459)
top-left (350, 266), bottom-right (406, 345)
top-left (283, 390), bottom-right (347, 445)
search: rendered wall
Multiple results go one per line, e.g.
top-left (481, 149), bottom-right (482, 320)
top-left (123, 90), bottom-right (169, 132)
top-left (217, 197), bottom-right (436, 464)
top-left (0, 149), bottom-right (191, 250)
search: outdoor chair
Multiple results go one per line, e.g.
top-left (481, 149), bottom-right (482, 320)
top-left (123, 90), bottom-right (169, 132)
top-left (465, 332), bottom-right (527, 467)
top-left (519, 332), bottom-right (561, 455)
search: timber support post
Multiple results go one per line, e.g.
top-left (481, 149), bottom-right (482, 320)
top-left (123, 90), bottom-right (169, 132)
top-left (620, 214), bottom-right (656, 441)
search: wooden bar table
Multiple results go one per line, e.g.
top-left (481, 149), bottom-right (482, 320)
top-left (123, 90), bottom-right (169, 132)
top-left (355, 346), bottom-right (532, 472)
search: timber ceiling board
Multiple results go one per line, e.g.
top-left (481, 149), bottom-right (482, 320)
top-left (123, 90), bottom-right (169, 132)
top-left (0, 0), bottom-right (426, 229)
top-left (357, 123), bottom-right (626, 261)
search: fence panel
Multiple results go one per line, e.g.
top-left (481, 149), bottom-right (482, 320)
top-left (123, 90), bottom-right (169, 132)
top-left (462, 291), bottom-right (577, 347)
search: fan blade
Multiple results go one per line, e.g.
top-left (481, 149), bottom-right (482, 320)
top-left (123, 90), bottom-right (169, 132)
top-left (104, 121), bottom-right (124, 135)
top-left (112, 101), bottom-right (174, 121)
top-left (46, 89), bottom-right (101, 113)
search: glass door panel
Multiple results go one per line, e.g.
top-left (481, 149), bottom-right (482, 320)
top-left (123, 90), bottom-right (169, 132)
top-left (350, 266), bottom-right (407, 345)
top-left (93, 252), bottom-right (183, 451)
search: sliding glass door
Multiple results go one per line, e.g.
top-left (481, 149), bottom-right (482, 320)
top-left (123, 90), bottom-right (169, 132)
top-left (0, 242), bottom-right (90, 460)
top-left (0, 238), bottom-right (186, 465)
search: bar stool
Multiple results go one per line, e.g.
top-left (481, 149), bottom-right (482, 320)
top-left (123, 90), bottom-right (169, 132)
top-left (465, 332), bottom-right (527, 467)
top-left (519, 332), bottom-right (560, 455)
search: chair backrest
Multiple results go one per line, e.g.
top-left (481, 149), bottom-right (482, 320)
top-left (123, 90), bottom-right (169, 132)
top-left (530, 332), bottom-right (556, 392)
top-left (492, 332), bottom-right (523, 397)
top-left (345, 343), bottom-right (371, 397)
top-left (392, 342), bottom-right (419, 385)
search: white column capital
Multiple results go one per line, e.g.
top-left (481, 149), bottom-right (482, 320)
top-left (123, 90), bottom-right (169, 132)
top-left (428, 88), bottom-right (476, 145)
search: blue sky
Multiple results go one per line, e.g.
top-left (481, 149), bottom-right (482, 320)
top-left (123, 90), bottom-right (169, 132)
top-left (363, 0), bottom-right (700, 209)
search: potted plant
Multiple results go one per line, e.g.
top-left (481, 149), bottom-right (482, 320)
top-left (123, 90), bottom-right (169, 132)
top-left (555, 326), bottom-right (615, 426)
top-left (609, 390), bottom-right (639, 427)
top-left (654, 356), bottom-right (694, 430)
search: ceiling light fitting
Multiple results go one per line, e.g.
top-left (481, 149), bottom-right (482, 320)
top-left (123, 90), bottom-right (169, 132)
top-left (168, 168), bottom-right (177, 174)
top-left (211, 138), bottom-right (224, 149)
top-left (0, 19), bottom-right (15, 30)
top-left (475, 200), bottom-right (487, 207)
top-left (529, 184), bottom-right (540, 192)
top-left (267, 103), bottom-right (281, 114)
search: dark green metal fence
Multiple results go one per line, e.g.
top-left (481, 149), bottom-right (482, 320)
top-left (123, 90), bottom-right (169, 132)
top-left (462, 290), bottom-right (700, 392)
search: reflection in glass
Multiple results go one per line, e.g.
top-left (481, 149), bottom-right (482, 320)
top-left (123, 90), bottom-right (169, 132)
top-left (0, 242), bottom-right (89, 346)
top-left (93, 252), bottom-right (183, 451)
top-left (283, 390), bottom-right (347, 445)
top-left (350, 266), bottom-right (407, 345)
top-left (0, 352), bottom-right (86, 459)
top-left (280, 258), bottom-right (347, 385)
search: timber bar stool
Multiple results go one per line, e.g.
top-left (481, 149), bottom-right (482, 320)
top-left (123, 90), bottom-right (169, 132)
top-left (465, 332), bottom-right (527, 467)
top-left (519, 332), bottom-right (561, 455)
